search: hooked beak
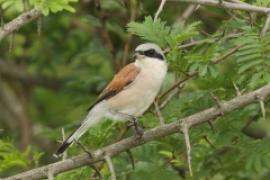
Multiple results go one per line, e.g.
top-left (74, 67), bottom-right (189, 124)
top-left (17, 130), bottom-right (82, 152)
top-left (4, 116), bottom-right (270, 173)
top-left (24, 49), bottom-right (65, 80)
top-left (133, 51), bottom-right (145, 60)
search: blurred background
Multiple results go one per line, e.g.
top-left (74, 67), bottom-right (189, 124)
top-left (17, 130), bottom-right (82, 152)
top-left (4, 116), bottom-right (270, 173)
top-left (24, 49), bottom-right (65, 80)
top-left (1, 0), bottom-right (270, 179)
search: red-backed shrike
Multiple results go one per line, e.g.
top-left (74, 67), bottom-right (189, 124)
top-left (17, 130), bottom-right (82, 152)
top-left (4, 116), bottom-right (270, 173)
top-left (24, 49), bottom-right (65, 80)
top-left (55, 43), bottom-right (167, 156)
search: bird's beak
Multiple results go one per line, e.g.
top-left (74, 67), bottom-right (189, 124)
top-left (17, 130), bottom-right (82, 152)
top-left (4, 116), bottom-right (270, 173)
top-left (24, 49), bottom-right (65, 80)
top-left (133, 52), bottom-right (145, 60)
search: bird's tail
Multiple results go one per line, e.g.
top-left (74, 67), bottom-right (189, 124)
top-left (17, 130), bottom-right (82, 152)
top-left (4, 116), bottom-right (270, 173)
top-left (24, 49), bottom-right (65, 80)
top-left (54, 109), bottom-right (103, 157)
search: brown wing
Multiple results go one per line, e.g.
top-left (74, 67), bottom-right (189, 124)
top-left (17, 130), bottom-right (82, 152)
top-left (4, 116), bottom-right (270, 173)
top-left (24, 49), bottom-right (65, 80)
top-left (87, 63), bottom-right (140, 110)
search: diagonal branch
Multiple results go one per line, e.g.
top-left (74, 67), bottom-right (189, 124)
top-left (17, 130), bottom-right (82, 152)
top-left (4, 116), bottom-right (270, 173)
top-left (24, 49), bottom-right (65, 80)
top-left (169, 0), bottom-right (270, 14)
top-left (0, 9), bottom-right (42, 41)
top-left (211, 45), bottom-right (243, 64)
top-left (4, 83), bottom-right (270, 180)
top-left (154, 0), bottom-right (167, 22)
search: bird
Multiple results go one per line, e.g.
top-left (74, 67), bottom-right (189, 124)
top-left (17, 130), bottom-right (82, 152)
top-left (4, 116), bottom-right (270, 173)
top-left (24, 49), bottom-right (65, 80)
top-left (55, 43), bottom-right (167, 156)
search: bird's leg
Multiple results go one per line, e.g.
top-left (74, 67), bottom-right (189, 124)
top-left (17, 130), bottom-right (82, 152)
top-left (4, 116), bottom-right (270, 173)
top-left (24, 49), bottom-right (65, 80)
top-left (115, 111), bottom-right (144, 138)
top-left (128, 116), bottom-right (144, 138)
top-left (74, 140), bottom-right (93, 158)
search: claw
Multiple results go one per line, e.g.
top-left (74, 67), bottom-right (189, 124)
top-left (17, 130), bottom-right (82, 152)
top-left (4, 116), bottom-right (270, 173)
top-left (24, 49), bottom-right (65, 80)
top-left (74, 140), bottom-right (93, 158)
top-left (134, 126), bottom-right (144, 138)
top-left (128, 116), bottom-right (144, 138)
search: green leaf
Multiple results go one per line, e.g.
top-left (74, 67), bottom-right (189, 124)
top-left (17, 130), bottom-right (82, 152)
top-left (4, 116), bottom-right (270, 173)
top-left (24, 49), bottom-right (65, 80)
top-left (127, 16), bottom-right (171, 47)
top-left (159, 150), bottom-right (173, 158)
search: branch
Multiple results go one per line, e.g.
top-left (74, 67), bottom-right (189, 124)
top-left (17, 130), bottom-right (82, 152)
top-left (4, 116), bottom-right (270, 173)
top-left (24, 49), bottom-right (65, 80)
top-left (182, 126), bottom-right (192, 176)
top-left (169, 0), bottom-right (270, 14)
top-left (0, 9), bottom-right (42, 41)
top-left (262, 13), bottom-right (270, 35)
top-left (5, 83), bottom-right (270, 180)
top-left (121, 0), bottom-right (137, 67)
top-left (0, 59), bottom-right (61, 89)
top-left (212, 45), bottom-right (243, 64)
top-left (105, 155), bottom-right (117, 180)
top-left (154, 100), bottom-right (165, 125)
top-left (178, 32), bottom-right (242, 49)
top-left (179, 4), bottom-right (200, 24)
top-left (157, 72), bottom-right (198, 100)
top-left (159, 83), bottom-right (184, 109)
top-left (154, 0), bottom-right (167, 22)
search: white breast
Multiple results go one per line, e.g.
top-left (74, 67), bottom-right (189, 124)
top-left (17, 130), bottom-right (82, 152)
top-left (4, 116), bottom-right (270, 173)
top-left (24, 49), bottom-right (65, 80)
top-left (106, 57), bottom-right (167, 119)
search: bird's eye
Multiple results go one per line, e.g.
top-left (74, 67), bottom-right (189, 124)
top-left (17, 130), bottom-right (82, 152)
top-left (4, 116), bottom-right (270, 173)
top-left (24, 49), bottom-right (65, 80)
top-left (145, 49), bottom-right (155, 56)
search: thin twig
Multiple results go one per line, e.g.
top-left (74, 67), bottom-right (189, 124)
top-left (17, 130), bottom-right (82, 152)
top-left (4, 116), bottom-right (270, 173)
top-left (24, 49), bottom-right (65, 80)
top-left (89, 164), bottom-right (102, 180)
top-left (37, 17), bottom-right (42, 36)
top-left (8, 32), bottom-right (15, 53)
top-left (121, 0), bottom-right (137, 67)
top-left (169, 0), bottom-right (270, 14)
top-left (154, 0), bottom-right (167, 22)
top-left (126, 149), bottom-right (135, 169)
top-left (259, 100), bottom-right (266, 120)
top-left (61, 128), bottom-right (67, 160)
top-left (233, 82), bottom-right (242, 96)
top-left (202, 135), bottom-right (215, 149)
top-left (115, 126), bottom-right (129, 141)
top-left (182, 126), bottom-right (192, 176)
top-left (159, 84), bottom-right (185, 109)
top-left (255, 94), bottom-right (266, 120)
top-left (212, 45), bottom-right (243, 64)
top-left (105, 155), bottom-right (117, 180)
top-left (179, 4), bottom-right (200, 24)
top-left (262, 13), bottom-right (270, 35)
top-left (157, 72), bottom-right (198, 100)
top-left (178, 33), bottom-right (243, 49)
top-left (0, 9), bottom-right (42, 41)
top-left (99, 13), bottom-right (117, 71)
top-left (92, 126), bottom-right (130, 178)
top-left (154, 100), bottom-right (165, 125)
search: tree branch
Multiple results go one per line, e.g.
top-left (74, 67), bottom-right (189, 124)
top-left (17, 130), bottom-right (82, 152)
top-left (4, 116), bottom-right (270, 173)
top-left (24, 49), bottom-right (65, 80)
top-left (262, 13), bottom-right (270, 35)
top-left (4, 83), bottom-right (270, 180)
top-left (154, 100), bottom-right (165, 125)
top-left (169, 0), bottom-right (270, 14)
top-left (0, 9), bottom-right (42, 41)
top-left (182, 125), bottom-right (192, 176)
top-left (154, 0), bottom-right (167, 22)
top-left (211, 45), bottom-right (243, 64)
top-left (0, 59), bottom-right (61, 90)
top-left (105, 155), bottom-right (117, 180)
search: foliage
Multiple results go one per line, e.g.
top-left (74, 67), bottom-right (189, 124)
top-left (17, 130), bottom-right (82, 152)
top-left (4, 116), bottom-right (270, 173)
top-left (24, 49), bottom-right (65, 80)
top-left (0, 0), bottom-right (78, 15)
top-left (0, 140), bottom-right (29, 173)
top-left (0, 140), bottom-right (43, 175)
top-left (234, 29), bottom-right (270, 88)
top-left (1, 0), bottom-right (270, 179)
top-left (128, 16), bottom-right (171, 47)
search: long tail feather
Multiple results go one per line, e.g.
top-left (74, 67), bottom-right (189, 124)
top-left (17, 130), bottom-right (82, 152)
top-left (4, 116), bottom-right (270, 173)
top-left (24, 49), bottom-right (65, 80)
top-left (54, 107), bottom-right (103, 157)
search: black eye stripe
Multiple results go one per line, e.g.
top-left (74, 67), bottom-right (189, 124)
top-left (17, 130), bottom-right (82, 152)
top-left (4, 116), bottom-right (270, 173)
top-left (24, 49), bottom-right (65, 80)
top-left (136, 49), bottom-right (164, 60)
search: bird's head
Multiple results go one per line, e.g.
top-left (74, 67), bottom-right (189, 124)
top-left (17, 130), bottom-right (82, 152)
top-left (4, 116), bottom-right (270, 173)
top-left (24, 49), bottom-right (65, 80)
top-left (133, 43), bottom-right (166, 62)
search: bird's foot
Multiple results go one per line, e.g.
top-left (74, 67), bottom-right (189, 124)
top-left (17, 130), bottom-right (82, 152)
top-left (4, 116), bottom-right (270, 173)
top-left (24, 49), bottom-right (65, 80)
top-left (74, 140), bottom-right (93, 158)
top-left (128, 117), bottom-right (144, 138)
